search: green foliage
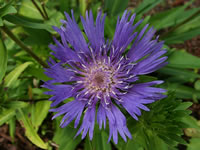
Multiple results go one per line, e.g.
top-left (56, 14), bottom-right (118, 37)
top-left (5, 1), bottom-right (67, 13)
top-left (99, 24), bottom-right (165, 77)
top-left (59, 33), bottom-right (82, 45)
top-left (16, 109), bottom-right (48, 149)
top-left (4, 62), bottom-right (32, 87)
top-left (0, 33), bottom-right (7, 83)
top-left (123, 94), bottom-right (191, 150)
top-left (104, 0), bottom-right (129, 15)
top-left (85, 129), bottom-right (112, 150)
top-left (53, 121), bottom-right (82, 150)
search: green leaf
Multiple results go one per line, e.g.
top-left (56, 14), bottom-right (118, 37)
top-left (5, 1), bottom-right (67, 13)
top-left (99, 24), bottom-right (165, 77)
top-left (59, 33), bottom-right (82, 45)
top-left (84, 136), bottom-right (93, 150)
top-left (165, 27), bottom-right (200, 44)
top-left (175, 102), bottom-right (193, 111)
top-left (26, 67), bottom-right (50, 81)
top-left (135, 0), bottom-right (163, 15)
top-left (91, 129), bottom-right (111, 150)
top-left (79, 0), bottom-right (87, 17)
top-left (59, 0), bottom-right (71, 13)
top-left (168, 50), bottom-right (200, 69)
top-left (4, 15), bottom-right (54, 33)
top-left (0, 1), bottom-right (17, 17)
top-left (173, 12), bottom-right (200, 34)
top-left (163, 83), bottom-right (200, 99)
top-left (187, 138), bottom-right (200, 150)
top-left (182, 116), bottom-right (200, 130)
top-left (2, 101), bottom-right (28, 109)
top-left (0, 17), bottom-right (3, 26)
top-left (4, 62), bottom-right (33, 87)
top-left (16, 109), bottom-right (48, 149)
top-left (31, 101), bottom-right (51, 131)
top-left (9, 117), bottom-right (16, 141)
top-left (194, 80), bottom-right (200, 91)
top-left (18, 0), bottom-right (43, 20)
top-left (0, 109), bottom-right (15, 126)
top-left (53, 125), bottom-right (81, 150)
top-left (0, 33), bottom-right (7, 83)
top-left (104, 0), bottom-right (129, 15)
top-left (158, 67), bottom-right (200, 82)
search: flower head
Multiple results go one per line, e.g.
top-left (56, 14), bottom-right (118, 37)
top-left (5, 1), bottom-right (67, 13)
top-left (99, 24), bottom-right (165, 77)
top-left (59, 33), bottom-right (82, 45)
top-left (43, 10), bottom-right (167, 144)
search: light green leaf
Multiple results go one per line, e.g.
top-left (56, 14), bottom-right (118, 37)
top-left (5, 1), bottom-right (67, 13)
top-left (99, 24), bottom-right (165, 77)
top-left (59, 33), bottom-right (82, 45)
top-left (182, 116), bottom-right (200, 130)
top-left (194, 80), bottom-right (200, 91)
top-left (31, 101), bottom-right (51, 131)
top-left (0, 33), bottom-right (7, 83)
top-left (16, 109), bottom-right (48, 149)
top-left (18, 0), bottom-right (43, 20)
top-left (9, 117), bottom-right (16, 141)
top-left (79, 0), bottom-right (87, 17)
top-left (187, 138), bottom-right (200, 150)
top-left (4, 62), bottom-right (32, 87)
top-left (0, 109), bottom-right (15, 126)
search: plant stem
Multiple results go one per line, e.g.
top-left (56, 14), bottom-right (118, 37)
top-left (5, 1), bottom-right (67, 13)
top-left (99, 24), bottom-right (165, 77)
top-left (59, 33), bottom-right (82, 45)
top-left (12, 98), bottom-right (49, 102)
top-left (41, 2), bottom-right (49, 20)
top-left (160, 9), bottom-right (200, 39)
top-left (1, 25), bottom-right (48, 68)
top-left (31, 0), bottom-right (47, 20)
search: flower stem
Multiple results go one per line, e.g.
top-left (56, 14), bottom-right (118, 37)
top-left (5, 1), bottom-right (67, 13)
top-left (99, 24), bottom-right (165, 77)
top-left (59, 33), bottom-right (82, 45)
top-left (31, 0), bottom-right (48, 20)
top-left (160, 9), bottom-right (200, 39)
top-left (1, 25), bottom-right (48, 68)
top-left (41, 2), bottom-right (49, 20)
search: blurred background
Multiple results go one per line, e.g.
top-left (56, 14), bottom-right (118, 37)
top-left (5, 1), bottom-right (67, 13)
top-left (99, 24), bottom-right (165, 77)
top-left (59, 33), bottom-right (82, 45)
top-left (0, 0), bottom-right (200, 150)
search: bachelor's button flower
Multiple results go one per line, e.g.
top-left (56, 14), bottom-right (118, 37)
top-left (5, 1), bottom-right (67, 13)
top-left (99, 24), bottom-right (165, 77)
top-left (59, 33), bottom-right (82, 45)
top-left (43, 10), bottom-right (167, 144)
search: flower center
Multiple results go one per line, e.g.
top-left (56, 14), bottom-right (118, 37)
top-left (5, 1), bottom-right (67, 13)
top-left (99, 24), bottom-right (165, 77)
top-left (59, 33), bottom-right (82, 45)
top-left (83, 63), bottom-right (116, 94)
top-left (93, 73), bottom-right (105, 86)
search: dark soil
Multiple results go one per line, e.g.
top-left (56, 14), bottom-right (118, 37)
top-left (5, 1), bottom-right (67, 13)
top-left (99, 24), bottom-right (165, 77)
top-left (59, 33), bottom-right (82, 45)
top-left (0, 123), bottom-right (37, 150)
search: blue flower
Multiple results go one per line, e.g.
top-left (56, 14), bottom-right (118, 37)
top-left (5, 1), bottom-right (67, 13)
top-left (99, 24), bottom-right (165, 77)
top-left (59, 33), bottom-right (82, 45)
top-left (43, 10), bottom-right (167, 144)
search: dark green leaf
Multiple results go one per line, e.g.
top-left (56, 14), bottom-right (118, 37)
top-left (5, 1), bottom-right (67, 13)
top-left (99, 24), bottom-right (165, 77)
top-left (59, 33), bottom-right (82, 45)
top-left (104, 0), bottom-right (129, 15)
top-left (163, 83), bottom-right (200, 99)
top-left (135, 0), bottom-right (163, 16)
top-left (2, 101), bottom-right (28, 109)
top-left (53, 125), bottom-right (81, 150)
top-left (165, 27), bottom-right (200, 44)
top-left (91, 129), bottom-right (111, 150)
top-left (0, 33), bottom-right (7, 83)
top-left (158, 67), bottom-right (200, 82)
top-left (26, 67), bottom-right (50, 81)
top-left (4, 15), bottom-right (54, 33)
